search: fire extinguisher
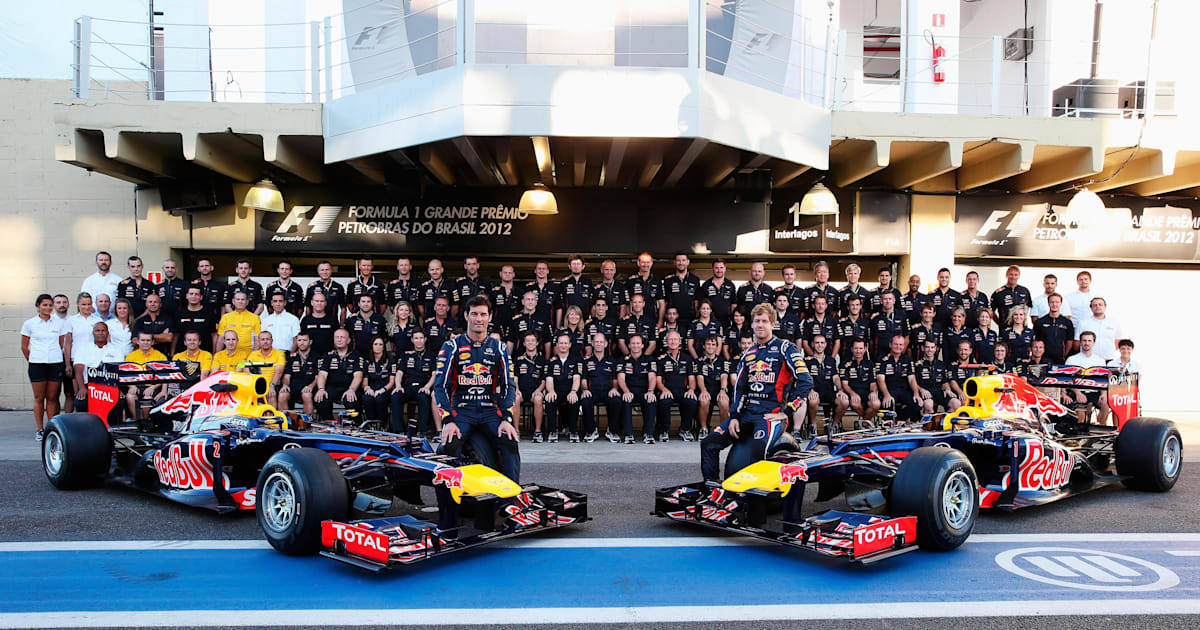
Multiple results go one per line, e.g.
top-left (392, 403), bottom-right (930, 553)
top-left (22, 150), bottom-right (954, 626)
top-left (932, 43), bottom-right (946, 83)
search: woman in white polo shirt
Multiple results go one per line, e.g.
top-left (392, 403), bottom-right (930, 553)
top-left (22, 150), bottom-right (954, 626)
top-left (20, 294), bottom-right (67, 441)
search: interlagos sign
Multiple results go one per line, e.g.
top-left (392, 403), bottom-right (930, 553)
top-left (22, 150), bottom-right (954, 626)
top-left (956, 194), bottom-right (1200, 261)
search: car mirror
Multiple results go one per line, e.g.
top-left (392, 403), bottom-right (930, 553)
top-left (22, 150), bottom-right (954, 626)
top-left (210, 383), bottom-right (238, 393)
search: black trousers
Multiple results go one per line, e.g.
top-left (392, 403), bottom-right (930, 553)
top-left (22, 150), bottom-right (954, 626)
top-left (316, 385), bottom-right (361, 421)
top-left (390, 384), bottom-right (433, 433)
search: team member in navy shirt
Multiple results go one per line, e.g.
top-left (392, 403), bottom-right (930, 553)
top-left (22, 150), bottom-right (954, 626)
top-left (804, 261), bottom-right (841, 318)
top-left (900, 274), bottom-right (929, 325)
top-left (908, 302), bottom-right (943, 360)
top-left (1034, 293), bottom-right (1074, 364)
top-left (345, 295), bottom-right (387, 354)
top-left (734, 262), bottom-right (774, 319)
top-left (655, 330), bottom-right (698, 442)
top-left (581, 332), bottom-right (622, 443)
top-left (990, 265), bottom-right (1033, 325)
top-left (800, 293), bottom-right (837, 356)
top-left (617, 334), bottom-right (658, 444)
top-left (305, 261), bottom-right (346, 321)
top-left (386, 257), bottom-right (421, 312)
top-left (942, 307), bottom-right (973, 364)
top-left (771, 293), bottom-right (801, 342)
top-left (875, 334), bottom-right (922, 422)
top-left (804, 334), bottom-right (847, 433)
top-left (423, 296), bottom-right (458, 351)
top-left (1002, 305), bottom-right (1034, 361)
top-left (839, 338), bottom-right (879, 421)
top-left (869, 292), bottom-right (908, 359)
top-left (928, 268), bottom-right (961, 328)
top-left (959, 270), bottom-right (990, 329)
top-left (619, 293), bottom-right (658, 357)
top-left (700, 259), bottom-right (737, 324)
top-left (694, 336), bottom-right (731, 439)
top-left (524, 260), bottom-right (562, 328)
top-left (451, 256), bottom-right (492, 324)
top-left (971, 308), bottom-right (999, 364)
top-left (558, 255), bottom-right (592, 325)
top-left (543, 332), bottom-right (583, 443)
top-left (835, 294), bottom-right (869, 361)
top-left (583, 297), bottom-right (616, 351)
top-left (662, 252), bottom-right (700, 327)
top-left (688, 300), bottom-right (723, 359)
top-left (915, 339), bottom-right (959, 413)
top-left (868, 267), bottom-right (903, 315)
top-left (626, 252), bottom-right (664, 326)
top-left (513, 332), bottom-right (548, 442)
top-left (418, 258), bottom-right (453, 321)
top-left (774, 264), bottom-right (806, 317)
top-left (593, 260), bottom-right (627, 323)
top-left (838, 263), bottom-right (872, 318)
top-left (346, 257), bottom-right (386, 316)
top-left (508, 291), bottom-right (549, 357)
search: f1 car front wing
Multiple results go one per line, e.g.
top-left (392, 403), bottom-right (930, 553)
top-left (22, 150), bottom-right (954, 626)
top-left (320, 485), bottom-right (588, 571)
top-left (654, 482), bottom-right (917, 564)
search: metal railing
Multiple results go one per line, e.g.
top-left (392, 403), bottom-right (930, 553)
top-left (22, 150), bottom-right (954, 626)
top-left (69, 0), bottom-right (1171, 120)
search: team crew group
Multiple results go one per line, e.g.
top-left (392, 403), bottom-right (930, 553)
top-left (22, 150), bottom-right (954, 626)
top-left (21, 250), bottom-right (1135, 443)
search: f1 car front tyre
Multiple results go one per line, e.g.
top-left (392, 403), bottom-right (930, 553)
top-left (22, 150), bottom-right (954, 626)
top-left (889, 447), bottom-right (978, 551)
top-left (256, 448), bottom-right (349, 555)
top-left (1116, 417), bottom-right (1182, 492)
top-left (43, 413), bottom-right (111, 490)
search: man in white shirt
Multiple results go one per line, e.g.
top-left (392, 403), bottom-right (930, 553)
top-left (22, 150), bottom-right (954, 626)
top-left (80, 251), bottom-right (122, 304)
top-left (1109, 338), bottom-right (1141, 374)
top-left (259, 293), bottom-right (301, 353)
top-left (1074, 296), bottom-right (1122, 362)
top-left (71, 321), bottom-right (126, 415)
top-left (1066, 270), bottom-right (1095, 325)
top-left (1030, 273), bottom-right (1072, 320)
top-left (1065, 331), bottom-right (1110, 425)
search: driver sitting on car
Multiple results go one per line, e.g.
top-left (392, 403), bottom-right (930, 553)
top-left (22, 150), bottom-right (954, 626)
top-left (700, 303), bottom-right (812, 483)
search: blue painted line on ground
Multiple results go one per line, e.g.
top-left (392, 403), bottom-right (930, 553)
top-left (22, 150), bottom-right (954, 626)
top-left (1, 541), bottom-right (1199, 613)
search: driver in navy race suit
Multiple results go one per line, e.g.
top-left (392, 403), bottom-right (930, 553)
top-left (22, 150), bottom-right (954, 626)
top-left (433, 294), bottom-right (520, 532)
top-left (701, 303), bottom-right (813, 482)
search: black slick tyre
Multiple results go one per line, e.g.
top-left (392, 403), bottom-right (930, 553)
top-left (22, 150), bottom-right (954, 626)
top-left (256, 448), bottom-right (349, 555)
top-left (42, 413), bottom-right (111, 489)
top-left (889, 446), bottom-right (978, 551)
top-left (1116, 417), bottom-right (1182, 492)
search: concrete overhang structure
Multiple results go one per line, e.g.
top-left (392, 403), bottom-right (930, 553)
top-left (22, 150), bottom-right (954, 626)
top-left (54, 94), bottom-right (1200, 202)
top-left (53, 64), bottom-right (832, 193)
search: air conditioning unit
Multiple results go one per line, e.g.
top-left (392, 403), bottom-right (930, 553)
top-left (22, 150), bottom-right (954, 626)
top-left (1052, 79), bottom-right (1120, 118)
top-left (1118, 81), bottom-right (1175, 118)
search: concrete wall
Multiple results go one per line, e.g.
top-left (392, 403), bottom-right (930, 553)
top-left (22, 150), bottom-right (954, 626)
top-left (0, 79), bottom-right (142, 409)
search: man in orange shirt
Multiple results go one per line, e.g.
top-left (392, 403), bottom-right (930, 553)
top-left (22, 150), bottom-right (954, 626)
top-left (124, 331), bottom-right (168, 420)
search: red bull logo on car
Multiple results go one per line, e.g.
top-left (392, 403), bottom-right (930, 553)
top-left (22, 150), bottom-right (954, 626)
top-left (778, 463), bottom-right (809, 485)
top-left (153, 439), bottom-right (226, 490)
top-left (433, 467), bottom-right (465, 489)
top-left (1005, 439), bottom-right (1073, 491)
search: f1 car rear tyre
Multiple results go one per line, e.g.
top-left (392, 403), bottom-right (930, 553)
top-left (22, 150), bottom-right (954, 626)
top-left (42, 413), bottom-right (111, 490)
top-left (256, 448), bottom-right (349, 555)
top-left (889, 446), bottom-right (978, 551)
top-left (1116, 417), bottom-right (1182, 492)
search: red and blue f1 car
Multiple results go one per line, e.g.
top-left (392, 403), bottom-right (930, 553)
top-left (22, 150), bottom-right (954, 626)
top-left (42, 361), bottom-right (587, 571)
top-left (655, 366), bottom-right (1180, 563)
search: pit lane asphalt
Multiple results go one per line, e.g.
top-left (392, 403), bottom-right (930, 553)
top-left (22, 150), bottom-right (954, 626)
top-left (2, 411), bottom-right (1199, 627)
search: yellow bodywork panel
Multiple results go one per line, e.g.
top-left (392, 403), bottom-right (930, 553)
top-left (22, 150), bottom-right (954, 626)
top-left (440, 464), bottom-right (523, 503)
top-left (721, 460), bottom-right (806, 497)
top-left (213, 372), bottom-right (287, 428)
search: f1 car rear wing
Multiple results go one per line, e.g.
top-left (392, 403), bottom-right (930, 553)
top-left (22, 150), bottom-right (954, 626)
top-left (1024, 365), bottom-right (1140, 429)
top-left (85, 361), bottom-right (204, 426)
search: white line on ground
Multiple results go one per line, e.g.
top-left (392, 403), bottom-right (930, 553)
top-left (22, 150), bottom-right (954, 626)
top-left (1166, 550), bottom-right (1200, 556)
top-left (1, 600), bottom-right (1199, 628)
top-left (3, 533), bottom-right (1200, 553)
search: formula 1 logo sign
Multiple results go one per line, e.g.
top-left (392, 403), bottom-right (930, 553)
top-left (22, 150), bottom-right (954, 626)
top-left (956, 194), bottom-right (1200, 261)
top-left (272, 206), bottom-right (342, 240)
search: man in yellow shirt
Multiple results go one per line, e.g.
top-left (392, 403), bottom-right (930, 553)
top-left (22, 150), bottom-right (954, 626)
top-left (211, 331), bottom-right (248, 374)
top-left (124, 331), bottom-right (168, 419)
top-left (243, 330), bottom-right (286, 406)
top-left (217, 290), bottom-right (260, 354)
top-left (172, 330), bottom-right (213, 380)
